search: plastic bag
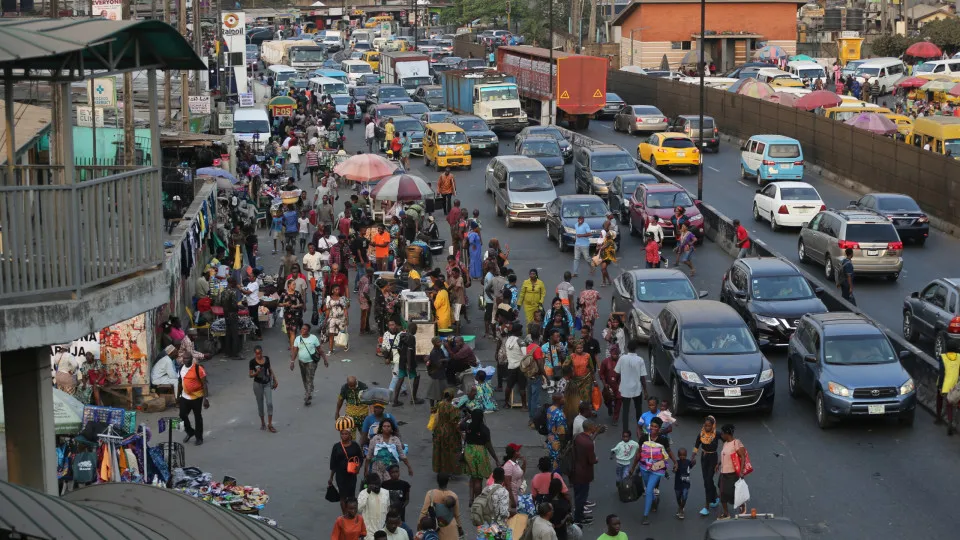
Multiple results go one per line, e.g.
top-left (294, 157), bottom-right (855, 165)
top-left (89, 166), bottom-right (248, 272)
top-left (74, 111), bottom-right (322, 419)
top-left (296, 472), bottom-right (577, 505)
top-left (360, 387), bottom-right (392, 405)
top-left (335, 332), bottom-right (350, 349)
top-left (325, 484), bottom-right (340, 503)
top-left (734, 478), bottom-right (750, 509)
top-left (427, 412), bottom-right (437, 431)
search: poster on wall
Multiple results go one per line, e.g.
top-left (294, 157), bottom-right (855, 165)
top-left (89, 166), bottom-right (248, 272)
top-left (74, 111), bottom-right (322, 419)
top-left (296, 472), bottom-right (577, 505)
top-left (92, 0), bottom-right (122, 20)
top-left (49, 313), bottom-right (150, 386)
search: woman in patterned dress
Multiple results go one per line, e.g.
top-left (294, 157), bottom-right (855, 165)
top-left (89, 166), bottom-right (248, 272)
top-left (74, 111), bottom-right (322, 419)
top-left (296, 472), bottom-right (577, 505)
top-left (280, 279), bottom-right (305, 350)
top-left (545, 392), bottom-right (567, 472)
top-left (577, 280), bottom-right (601, 331)
top-left (325, 284), bottom-right (349, 354)
top-left (461, 409), bottom-right (499, 504)
top-left (432, 390), bottom-right (462, 474)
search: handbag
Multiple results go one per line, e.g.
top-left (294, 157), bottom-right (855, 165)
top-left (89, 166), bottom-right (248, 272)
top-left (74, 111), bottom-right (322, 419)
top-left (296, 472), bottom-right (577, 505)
top-left (947, 381), bottom-right (960, 406)
top-left (731, 445), bottom-right (754, 477)
top-left (325, 484), bottom-right (341, 503)
top-left (591, 384), bottom-right (602, 411)
top-left (335, 332), bottom-right (350, 349)
top-left (427, 412), bottom-right (438, 431)
top-left (311, 310), bottom-right (320, 327)
top-left (342, 443), bottom-right (360, 474)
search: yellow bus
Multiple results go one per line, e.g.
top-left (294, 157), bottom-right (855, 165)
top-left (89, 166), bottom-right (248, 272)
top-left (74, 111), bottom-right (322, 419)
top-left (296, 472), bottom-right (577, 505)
top-left (823, 103), bottom-right (891, 122)
top-left (365, 15), bottom-right (394, 28)
top-left (906, 116), bottom-right (960, 157)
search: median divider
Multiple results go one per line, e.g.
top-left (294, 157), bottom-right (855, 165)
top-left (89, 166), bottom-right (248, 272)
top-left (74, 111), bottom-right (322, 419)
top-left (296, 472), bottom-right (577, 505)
top-left (557, 126), bottom-right (951, 428)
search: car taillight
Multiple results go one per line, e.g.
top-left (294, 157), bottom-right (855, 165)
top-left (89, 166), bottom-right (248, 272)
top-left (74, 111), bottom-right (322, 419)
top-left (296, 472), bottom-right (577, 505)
top-left (656, 148), bottom-right (667, 153)
top-left (820, 204), bottom-right (826, 211)
top-left (713, 127), bottom-right (719, 136)
top-left (917, 216), bottom-right (929, 223)
top-left (794, 160), bottom-right (804, 166)
top-left (762, 160), bottom-right (775, 166)
top-left (949, 316), bottom-right (960, 334)
top-left (636, 118), bottom-right (643, 124)
top-left (838, 240), bottom-right (860, 250)
top-left (778, 205), bottom-right (789, 214)
top-left (887, 241), bottom-right (903, 250)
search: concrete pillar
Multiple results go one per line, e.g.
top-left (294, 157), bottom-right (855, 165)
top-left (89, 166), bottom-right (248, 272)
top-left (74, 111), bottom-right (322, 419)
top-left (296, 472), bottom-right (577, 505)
top-left (2, 346), bottom-right (58, 495)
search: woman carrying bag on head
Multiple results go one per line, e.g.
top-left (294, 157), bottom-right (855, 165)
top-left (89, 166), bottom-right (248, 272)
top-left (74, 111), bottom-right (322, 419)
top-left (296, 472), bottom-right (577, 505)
top-left (330, 417), bottom-right (365, 513)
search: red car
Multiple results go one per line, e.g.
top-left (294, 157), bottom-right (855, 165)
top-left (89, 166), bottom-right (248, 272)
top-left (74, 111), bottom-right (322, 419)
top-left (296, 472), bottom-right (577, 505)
top-left (628, 183), bottom-right (703, 241)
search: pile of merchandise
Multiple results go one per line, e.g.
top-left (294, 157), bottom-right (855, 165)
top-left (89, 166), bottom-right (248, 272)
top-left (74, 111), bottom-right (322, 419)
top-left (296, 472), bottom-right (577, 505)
top-left (171, 467), bottom-right (270, 515)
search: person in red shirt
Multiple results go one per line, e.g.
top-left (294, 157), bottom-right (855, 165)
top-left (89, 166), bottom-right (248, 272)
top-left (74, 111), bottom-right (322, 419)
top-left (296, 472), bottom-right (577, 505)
top-left (325, 263), bottom-right (350, 298)
top-left (734, 219), bottom-right (751, 258)
top-left (645, 232), bottom-right (661, 268)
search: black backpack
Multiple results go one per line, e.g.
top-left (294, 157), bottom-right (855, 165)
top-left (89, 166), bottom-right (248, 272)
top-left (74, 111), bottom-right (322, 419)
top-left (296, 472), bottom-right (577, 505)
top-left (533, 404), bottom-right (549, 436)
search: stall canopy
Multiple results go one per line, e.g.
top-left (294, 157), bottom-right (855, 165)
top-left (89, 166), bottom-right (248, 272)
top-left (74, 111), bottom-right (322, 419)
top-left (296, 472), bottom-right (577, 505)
top-left (63, 483), bottom-right (300, 540)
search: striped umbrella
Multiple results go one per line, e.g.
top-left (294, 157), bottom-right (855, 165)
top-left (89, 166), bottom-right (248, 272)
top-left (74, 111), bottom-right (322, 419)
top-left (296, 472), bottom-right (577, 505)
top-left (754, 45), bottom-right (788, 60)
top-left (333, 153), bottom-right (399, 182)
top-left (736, 78), bottom-right (776, 99)
top-left (896, 76), bottom-right (930, 89)
top-left (371, 173), bottom-right (435, 201)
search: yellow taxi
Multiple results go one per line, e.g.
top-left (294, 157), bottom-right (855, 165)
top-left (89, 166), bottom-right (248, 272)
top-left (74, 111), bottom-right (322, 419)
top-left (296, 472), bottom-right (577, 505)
top-left (361, 51), bottom-right (380, 71)
top-left (423, 123), bottom-right (472, 170)
top-left (770, 78), bottom-right (806, 89)
top-left (637, 132), bottom-right (701, 172)
top-left (885, 113), bottom-right (913, 137)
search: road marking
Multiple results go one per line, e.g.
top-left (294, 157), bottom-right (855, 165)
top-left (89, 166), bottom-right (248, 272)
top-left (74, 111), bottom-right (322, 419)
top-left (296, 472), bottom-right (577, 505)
top-left (596, 124), bottom-right (614, 130)
top-left (708, 166), bottom-right (720, 172)
top-left (738, 180), bottom-right (753, 188)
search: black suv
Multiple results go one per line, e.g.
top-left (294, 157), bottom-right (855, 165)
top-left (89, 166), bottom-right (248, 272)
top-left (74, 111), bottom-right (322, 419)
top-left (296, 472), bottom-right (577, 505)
top-left (720, 257), bottom-right (828, 346)
top-left (902, 278), bottom-right (960, 357)
top-left (847, 193), bottom-right (930, 246)
top-left (572, 143), bottom-right (638, 198)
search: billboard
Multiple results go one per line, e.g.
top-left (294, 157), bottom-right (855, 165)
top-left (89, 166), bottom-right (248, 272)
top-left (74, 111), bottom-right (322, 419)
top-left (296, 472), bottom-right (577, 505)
top-left (92, 0), bottom-right (122, 20)
top-left (221, 11), bottom-right (248, 95)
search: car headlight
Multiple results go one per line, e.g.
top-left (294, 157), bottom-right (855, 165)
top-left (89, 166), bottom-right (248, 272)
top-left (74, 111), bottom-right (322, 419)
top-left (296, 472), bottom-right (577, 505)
top-left (758, 368), bottom-right (774, 383)
top-left (900, 378), bottom-right (915, 395)
top-left (827, 381), bottom-right (852, 397)
top-left (754, 314), bottom-right (779, 326)
top-left (563, 226), bottom-right (576, 235)
top-left (636, 312), bottom-right (652, 324)
top-left (689, 214), bottom-right (703, 223)
top-left (438, 150), bottom-right (446, 156)
top-left (592, 176), bottom-right (607, 186)
top-left (492, 136), bottom-right (499, 144)
top-left (508, 203), bottom-right (524, 210)
top-left (679, 371), bottom-right (703, 384)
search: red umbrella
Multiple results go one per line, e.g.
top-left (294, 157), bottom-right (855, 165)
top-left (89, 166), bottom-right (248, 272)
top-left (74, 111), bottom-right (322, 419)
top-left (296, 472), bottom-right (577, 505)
top-left (333, 153), bottom-right (398, 182)
top-left (765, 92), bottom-right (799, 107)
top-left (905, 41), bottom-right (942, 59)
top-left (795, 90), bottom-right (842, 110)
top-left (896, 76), bottom-right (930, 89)
top-left (949, 82), bottom-right (960, 97)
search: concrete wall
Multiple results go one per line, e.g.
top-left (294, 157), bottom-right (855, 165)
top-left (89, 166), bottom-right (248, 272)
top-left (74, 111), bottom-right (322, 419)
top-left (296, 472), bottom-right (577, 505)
top-left (616, 2), bottom-right (799, 42)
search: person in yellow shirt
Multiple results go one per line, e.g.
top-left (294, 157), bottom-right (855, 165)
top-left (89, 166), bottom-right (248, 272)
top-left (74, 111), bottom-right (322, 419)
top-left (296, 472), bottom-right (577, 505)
top-left (383, 119), bottom-right (396, 153)
top-left (518, 268), bottom-right (546, 324)
top-left (938, 341), bottom-right (960, 435)
top-left (433, 280), bottom-right (452, 331)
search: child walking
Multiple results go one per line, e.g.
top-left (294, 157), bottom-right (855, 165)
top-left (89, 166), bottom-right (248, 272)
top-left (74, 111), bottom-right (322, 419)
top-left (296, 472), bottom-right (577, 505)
top-left (270, 210), bottom-right (284, 254)
top-left (675, 448), bottom-right (692, 520)
top-left (610, 430), bottom-right (639, 482)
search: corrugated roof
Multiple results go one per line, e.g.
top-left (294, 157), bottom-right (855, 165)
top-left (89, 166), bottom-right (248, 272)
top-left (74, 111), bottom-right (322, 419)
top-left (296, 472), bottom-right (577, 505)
top-left (0, 18), bottom-right (205, 72)
top-left (0, 101), bottom-right (51, 163)
top-left (612, 0), bottom-right (806, 26)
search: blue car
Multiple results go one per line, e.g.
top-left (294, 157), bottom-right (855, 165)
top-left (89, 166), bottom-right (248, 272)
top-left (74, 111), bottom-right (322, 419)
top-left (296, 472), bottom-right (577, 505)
top-left (739, 134), bottom-right (804, 185)
top-left (544, 195), bottom-right (610, 252)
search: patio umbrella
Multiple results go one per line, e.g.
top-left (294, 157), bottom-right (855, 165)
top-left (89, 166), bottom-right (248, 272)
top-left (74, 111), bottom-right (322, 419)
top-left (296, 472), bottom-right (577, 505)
top-left (949, 83), bottom-right (960, 97)
top-left (795, 89), bottom-right (842, 110)
top-left (765, 92), bottom-right (799, 107)
top-left (896, 76), bottom-right (930, 89)
top-left (196, 167), bottom-right (238, 184)
top-left (736, 78), bottom-right (776, 99)
top-left (920, 79), bottom-right (956, 92)
top-left (0, 388), bottom-right (85, 435)
top-left (754, 45), bottom-right (788, 60)
top-left (789, 54), bottom-right (814, 62)
top-left (845, 112), bottom-right (899, 135)
top-left (905, 41), bottom-right (942, 59)
top-left (371, 173), bottom-right (435, 201)
top-left (680, 49), bottom-right (711, 65)
top-left (333, 153), bottom-right (398, 182)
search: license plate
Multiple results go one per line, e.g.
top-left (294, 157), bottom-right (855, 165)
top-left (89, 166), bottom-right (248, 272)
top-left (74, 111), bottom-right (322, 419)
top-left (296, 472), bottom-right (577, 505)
top-left (781, 163), bottom-right (792, 169)
top-left (723, 387), bottom-right (742, 397)
top-left (867, 404), bottom-right (885, 415)
top-left (476, 143), bottom-right (487, 148)
top-left (530, 216), bottom-right (542, 222)
top-left (702, 142), bottom-right (708, 147)
top-left (677, 152), bottom-right (686, 157)
top-left (866, 249), bottom-right (879, 256)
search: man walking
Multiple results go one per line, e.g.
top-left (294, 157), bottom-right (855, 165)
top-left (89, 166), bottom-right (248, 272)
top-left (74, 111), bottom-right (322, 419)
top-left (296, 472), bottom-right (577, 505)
top-left (571, 215), bottom-right (591, 277)
top-left (571, 420), bottom-right (599, 526)
top-left (733, 219), bottom-right (751, 258)
top-left (365, 117), bottom-right (376, 153)
top-left (616, 340), bottom-right (649, 435)
top-left (531, 503), bottom-right (558, 540)
top-left (178, 352), bottom-right (209, 446)
top-left (437, 168), bottom-right (456, 214)
top-left (836, 247), bottom-right (856, 305)
top-left (290, 323), bottom-right (328, 406)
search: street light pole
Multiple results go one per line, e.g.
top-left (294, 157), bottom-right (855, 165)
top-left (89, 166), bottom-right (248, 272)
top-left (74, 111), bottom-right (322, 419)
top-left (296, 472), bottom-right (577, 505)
top-left (696, 0), bottom-right (705, 201)
top-left (549, 0), bottom-right (554, 125)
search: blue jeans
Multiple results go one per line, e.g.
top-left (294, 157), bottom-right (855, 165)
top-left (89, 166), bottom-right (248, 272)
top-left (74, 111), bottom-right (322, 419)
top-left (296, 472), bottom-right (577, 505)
top-left (289, 161), bottom-right (301, 182)
top-left (572, 245), bottom-right (590, 274)
top-left (573, 482), bottom-right (590, 523)
top-left (675, 487), bottom-right (689, 508)
top-left (527, 377), bottom-right (542, 421)
top-left (615, 464), bottom-right (631, 482)
top-left (737, 247), bottom-right (749, 259)
top-left (640, 469), bottom-right (662, 517)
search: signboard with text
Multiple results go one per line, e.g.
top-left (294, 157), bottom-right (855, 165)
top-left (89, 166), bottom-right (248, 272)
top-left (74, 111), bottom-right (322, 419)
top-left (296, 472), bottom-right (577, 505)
top-left (77, 106), bottom-right (105, 128)
top-left (221, 11), bottom-right (249, 94)
top-left (92, 0), bottom-right (122, 20)
top-left (239, 93), bottom-right (255, 107)
top-left (189, 95), bottom-right (211, 114)
top-left (269, 104), bottom-right (294, 117)
top-left (88, 77), bottom-right (116, 107)
top-left (219, 113), bottom-right (234, 129)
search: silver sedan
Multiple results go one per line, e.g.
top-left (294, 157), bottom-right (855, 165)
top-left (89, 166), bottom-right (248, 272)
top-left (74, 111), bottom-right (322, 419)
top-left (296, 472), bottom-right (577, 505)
top-left (613, 105), bottom-right (669, 135)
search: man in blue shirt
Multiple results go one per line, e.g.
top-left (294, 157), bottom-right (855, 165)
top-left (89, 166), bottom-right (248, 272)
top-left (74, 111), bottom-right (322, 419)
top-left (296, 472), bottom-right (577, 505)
top-left (572, 215), bottom-right (592, 277)
top-left (359, 401), bottom-right (396, 447)
top-left (282, 204), bottom-right (299, 251)
top-left (400, 131), bottom-right (412, 170)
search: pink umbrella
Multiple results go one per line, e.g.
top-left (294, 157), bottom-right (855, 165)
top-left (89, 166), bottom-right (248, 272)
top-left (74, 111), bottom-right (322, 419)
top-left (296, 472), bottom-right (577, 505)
top-left (371, 174), bottom-right (435, 201)
top-left (949, 82), bottom-right (960, 97)
top-left (765, 92), bottom-right (799, 107)
top-left (845, 112), bottom-right (899, 135)
top-left (736, 78), bottom-right (776, 99)
top-left (333, 153), bottom-right (398, 182)
top-left (795, 90), bottom-right (842, 110)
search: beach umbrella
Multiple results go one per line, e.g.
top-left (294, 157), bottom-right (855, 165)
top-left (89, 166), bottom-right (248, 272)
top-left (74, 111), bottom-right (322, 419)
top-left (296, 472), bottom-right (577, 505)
top-left (0, 388), bottom-right (85, 435)
top-left (333, 153), bottom-right (398, 182)
top-left (896, 76), bottom-right (931, 89)
top-left (754, 45), bottom-right (788, 60)
top-left (371, 173), bottom-right (435, 201)
top-left (765, 92), bottom-right (799, 107)
top-left (789, 54), bottom-right (815, 62)
top-left (905, 41), bottom-right (942, 59)
top-left (680, 49), bottom-right (711, 65)
top-left (845, 112), bottom-right (899, 135)
top-left (735, 78), bottom-right (776, 99)
top-left (949, 83), bottom-right (960, 97)
top-left (196, 167), bottom-right (238, 184)
top-left (920, 79), bottom-right (956, 92)
top-left (795, 89), bottom-right (842, 110)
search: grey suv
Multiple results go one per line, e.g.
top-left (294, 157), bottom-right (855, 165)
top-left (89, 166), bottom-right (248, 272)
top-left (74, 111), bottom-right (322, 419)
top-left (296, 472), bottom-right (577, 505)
top-left (572, 144), bottom-right (638, 197)
top-left (667, 115), bottom-right (719, 152)
top-left (902, 278), bottom-right (960, 357)
top-left (797, 209), bottom-right (903, 281)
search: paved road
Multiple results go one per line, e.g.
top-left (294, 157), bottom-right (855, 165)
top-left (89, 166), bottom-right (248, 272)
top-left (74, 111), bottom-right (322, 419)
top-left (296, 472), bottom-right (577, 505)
top-left (581, 118), bottom-right (959, 354)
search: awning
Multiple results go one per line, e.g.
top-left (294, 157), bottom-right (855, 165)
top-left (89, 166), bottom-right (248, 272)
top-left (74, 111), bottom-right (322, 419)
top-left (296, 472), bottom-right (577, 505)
top-left (0, 101), bottom-right (51, 164)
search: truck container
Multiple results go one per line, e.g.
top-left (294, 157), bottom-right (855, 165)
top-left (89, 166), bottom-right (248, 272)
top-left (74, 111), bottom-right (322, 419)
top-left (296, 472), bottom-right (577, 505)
top-left (380, 51), bottom-right (433, 95)
top-left (496, 45), bottom-right (608, 129)
top-left (440, 69), bottom-right (527, 132)
top-left (261, 40), bottom-right (325, 76)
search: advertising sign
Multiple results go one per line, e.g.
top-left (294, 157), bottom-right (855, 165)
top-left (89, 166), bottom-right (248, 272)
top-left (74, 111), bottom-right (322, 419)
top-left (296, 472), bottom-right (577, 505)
top-left (189, 95), bottom-right (211, 114)
top-left (76, 106), bottom-right (105, 128)
top-left (221, 11), bottom-right (249, 94)
top-left (269, 104), bottom-right (294, 117)
top-left (239, 93), bottom-right (255, 107)
top-left (88, 77), bottom-right (116, 107)
top-left (92, 0), bottom-right (122, 20)
top-left (219, 113), bottom-right (234, 129)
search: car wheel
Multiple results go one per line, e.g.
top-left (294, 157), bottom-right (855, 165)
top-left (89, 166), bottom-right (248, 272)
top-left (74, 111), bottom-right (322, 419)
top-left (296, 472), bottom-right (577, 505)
top-left (671, 377), bottom-right (686, 416)
top-left (798, 241), bottom-right (809, 264)
top-left (824, 257), bottom-right (834, 281)
top-left (651, 157), bottom-right (658, 171)
top-left (757, 173), bottom-right (765, 186)
top-left (788, 362), bottom-right (801, 398)
top-left (753, 203), bottom-right (762, 222)
top-left (629, 216), bottom-right (639, 236)
top-left (880, 85), bottom-right (887, 96)
top-left (770, 211), bottom-right (780, 232)
top-left (899, 409), bottom-right (915, 427)
top-left (504, 210), bottom-right (513, 228)
top-left (575, 179), bottom-right (583, 194)
top-left (649, 351), bottom-right (663, 386)
top-left (466, 163), bottom-right (472, 171)
top-left (740, 164), bottom-right (747, 180)
top-left (613, 119), bottom-right (620, 132)
top-left (557, 229), bottom-right (568, 252)
top-left (903, 312), bottom-right (919, 342)
top-left (485, 180), bottom-right (492, 194)
top-left (935, 332), bottom-right (948, 358)
top-left (546, 223), bottom-right (553, 241)
top-left (815, 391), bottom-right (833, 429)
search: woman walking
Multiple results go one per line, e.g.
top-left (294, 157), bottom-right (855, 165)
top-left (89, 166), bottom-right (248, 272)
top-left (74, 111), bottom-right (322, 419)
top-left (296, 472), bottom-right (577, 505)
top-left (330, 419), bottom-right (365, 513)
top-left (432, 389), bottom-right (462, 474)
top-left (674, 222), bottom-right (696, 276)
top-left (419, 473), bottom-right (464, 540)
top-left (717, 424), bottom-right (747, 519)
top-left (250, 346), bottom-right (278, 433)
top-left (630, 417), bottom-right (677, 525)
top-left (694, 415), bottom-right (720, 515)
top-left (577, 281), bottom-right (601, 331)
top-left (366, 418), bottom-right (414, 482)
top-left (564, 341), bottom-right (595, 406)
top-left (326, 284), bottom-right (350, 354)
top-left (598, 231), bottom-right (617, 286)
top-left (544, 297), bottom-right (574, 337)
top-left (461, 409), bottom-right (499, 504)
top-left (545, 393), bottom-right (567, 472)
top-left (280, 279), bottom-right (305, 350)
top-left (467, 223), bottom-right (483, 279)
top-left (331, 497), bottom-right (367, 540)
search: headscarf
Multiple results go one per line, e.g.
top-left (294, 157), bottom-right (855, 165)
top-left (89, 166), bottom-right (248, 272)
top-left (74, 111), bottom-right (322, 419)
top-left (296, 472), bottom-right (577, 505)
top-left (699, 415), bottom-right (717, 446)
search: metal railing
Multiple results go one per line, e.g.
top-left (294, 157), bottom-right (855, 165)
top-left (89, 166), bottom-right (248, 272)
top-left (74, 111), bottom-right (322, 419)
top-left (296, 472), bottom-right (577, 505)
top-left (0, 167), bottom-right (165, 302)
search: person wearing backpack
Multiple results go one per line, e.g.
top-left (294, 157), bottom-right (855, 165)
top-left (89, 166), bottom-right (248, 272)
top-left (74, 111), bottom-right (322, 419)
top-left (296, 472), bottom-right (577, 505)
top-left (471, 467), bottom-right (511, 529)
top-left (418, 473), bottom-right (464, 540)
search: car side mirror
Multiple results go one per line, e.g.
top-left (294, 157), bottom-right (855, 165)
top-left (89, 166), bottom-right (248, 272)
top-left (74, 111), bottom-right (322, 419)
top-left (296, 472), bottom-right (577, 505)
top-left (734, 291), bottom-right (747, 300)
top-left (804, 354), bottom-right (817, 363)
top-left (757, 339), bottom-right (771, 348)
top-left (661, 341), bottom-right (675, 351)
top-left (814, 287), bottom-right (824, 295)
top-left (698, 290), bottom-right (708, 298)
top-left (756, 189), bottom-right (762, 194)
top-left (848, 200), bottom-right (857, 206)
top-left (899, 350), bottom-right (911, 360)
top-left (910, 291), bottom-right (919, 298)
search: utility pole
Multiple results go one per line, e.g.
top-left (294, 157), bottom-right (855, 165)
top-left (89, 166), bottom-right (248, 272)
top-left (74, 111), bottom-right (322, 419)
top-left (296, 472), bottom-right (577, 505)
top-left (696, 0), bottom-right (705, 201)
top-left (193, 0), bottom-right (201, 95)
top-left (587, 0), bottom-right (597, 46)
top-left (51, 0), bottom-right (62, 183)
top-left (123, 0), bottom-right (135, 166)
top-left (164, 0), bottom-right (172, 126)
top-left (179, 0), bottom-right (190, 132)
top-left (548, 0), bottom-right (554, 125)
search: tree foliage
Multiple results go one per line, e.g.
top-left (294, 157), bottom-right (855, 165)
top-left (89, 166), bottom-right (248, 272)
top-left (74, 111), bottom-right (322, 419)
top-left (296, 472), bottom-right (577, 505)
top-left (871, 33), bottom-right (915, 57)
top-left (918, 18), bottom-right (960, 55)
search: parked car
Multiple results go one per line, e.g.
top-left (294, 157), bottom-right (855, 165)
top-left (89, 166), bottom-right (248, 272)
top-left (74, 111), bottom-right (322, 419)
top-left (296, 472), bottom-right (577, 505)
top-left (637, 133), bottom-right (701, 174)
top-left (798, 209), bottom-right (903, 281)
top-left (667, 115), bottom-right (719, 152)
top-left (612, 269), bottom-right (708, 343)
top-left (628, 183), bottom-right (703, 241)
top-left (544, 195), bottom-right (609, 252)
top-left (648, 300), bottom-right (776, 415)
top-left (516, 125), bottom-right (572, 162)
top-left (848, 193), bottom-right (929, 246)
top-left (413, 84), bottom-right (445, 110)
top-left (366, 84), bottom-right (412, 107)
top-left (597, 92), bottom-right (625, 119)
top-left (787, 312), bottom-right (916, 428)
top-left (752, 181), bottom-right (825, 231)
top-left (573, 144), bottom-right (637, 196)
top-left (516, 136), bottom-right (565, 183)
top-left (613, 105), bottom-right (668, 134)
top-left (902, 278), bottom-right (960, 357)
top-left (449, 115), bottom-right (498, 156)
top-left (607, 173), bottom-right (659, 224)
top-left (720, 257), bottom-right (828, 346)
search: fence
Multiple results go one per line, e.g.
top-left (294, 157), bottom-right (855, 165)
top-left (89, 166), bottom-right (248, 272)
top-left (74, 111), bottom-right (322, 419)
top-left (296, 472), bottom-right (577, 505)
top-left (607, 70), bottom-right (960, 228)
top-left (0, 167), bottom-right (165, 302)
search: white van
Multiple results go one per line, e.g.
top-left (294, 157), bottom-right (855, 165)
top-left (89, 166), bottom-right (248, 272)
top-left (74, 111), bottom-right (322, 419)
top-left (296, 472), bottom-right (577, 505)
top-left (853, 58), bottom-right (906, 95)
top-left (232, 107), bottom-right (271, 145)
top-left (786, 60), bottom-right (827, 87)
top-left (914, 59), bottom-right (960, 76)
top-left (340, 59), bottom-right (374, 84)
top-left (350, 30), bottom-right (373, 47)
top-left (755, 68), bottom-right (799, 84)
top-left (267, 65), bottom-right (298, 93)
top-left (309, 76), bottom-right (348, 97)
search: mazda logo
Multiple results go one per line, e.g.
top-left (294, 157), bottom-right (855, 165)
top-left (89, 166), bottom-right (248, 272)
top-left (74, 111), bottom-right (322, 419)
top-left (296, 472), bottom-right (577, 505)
top-left (871, 389), bottom-right (880, 396)
top-left (727, 377), bottom-right (738, 386)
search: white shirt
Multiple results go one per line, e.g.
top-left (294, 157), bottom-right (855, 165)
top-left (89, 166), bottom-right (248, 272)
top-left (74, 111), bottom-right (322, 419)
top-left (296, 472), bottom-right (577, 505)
top-left (244, 280), bottom-right (260, 306)
top-left (504, 335), bottom-right (525, 369)
top-left (385, 528), bottom-right (410, 540)
top-left (316, 235), bottom-right (338, 262)
top-left (298, 217), bottom-right (311, 235)
top-left (54, 351), bottom-right (79, 375)
top-left (923, 143), bottom-right (932, 151)
top-left (282, 136), bottom-right (292, 150)
top-left (287, 145), bottom-right (302, 163)
top-left (365, 121), bottom-right (376, 139)
top-left (302, 252), bottom-right (323, 276)
top-left (646, 222), bottom-right (664, 244)
top-left (308, 136), bottom-right (319, 148)
top-left (315, 185), bottom-right (331, 205)
top-left (151, 355), bottom-right (179, 391)
top-left (357, 487), bottom-right (391, 532)
top-left (616, 352), bottom-right (648, 398)
top-left (572, 414), bottom-right (587, 436)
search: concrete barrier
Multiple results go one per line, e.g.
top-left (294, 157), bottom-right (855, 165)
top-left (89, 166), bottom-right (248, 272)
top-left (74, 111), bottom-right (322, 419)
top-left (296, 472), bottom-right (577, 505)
top-left (556, 125), bottom-right (952, 429)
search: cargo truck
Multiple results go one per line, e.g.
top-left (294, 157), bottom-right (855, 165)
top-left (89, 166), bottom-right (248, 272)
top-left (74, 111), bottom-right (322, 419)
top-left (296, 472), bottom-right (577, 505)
top-left (261, 40), bottom-right (325, 76)
top-left (496, 45), bottom-right (608, 130)
top-left (380, 51), bottom-right (433, 95)
top-left (441, 69), bottom-right (527, 132)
